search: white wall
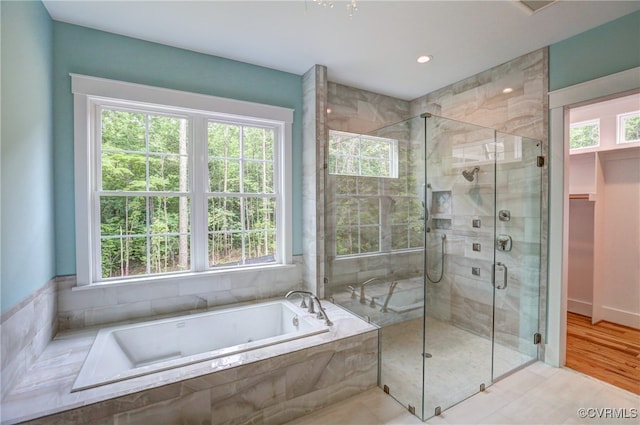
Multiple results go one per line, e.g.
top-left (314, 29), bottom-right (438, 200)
top-left (599, 151), bottom-right (640, 327)
top-left (567, 199), bottom-right (594, 316)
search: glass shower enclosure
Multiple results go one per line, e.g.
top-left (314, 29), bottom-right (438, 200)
top-left (325, 114), bottom-right (542, 420)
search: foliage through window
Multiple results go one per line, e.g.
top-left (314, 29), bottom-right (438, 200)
top-left (73, 75), bottom-right (291, 284)
top-left (330, 129), bottom-right (423, 257)
top-left (617, 111), bottom-right (640, 144)
top-left (328, 130), bottom-right (398, 178)
top-left (569, 119), bottom-right (600, 150)
top-left (99, 109), bottom-right (191, 278)
top-left (98, 109), bottom-right (280, 280)
top-left (207, 122), bottom-right (276, 267)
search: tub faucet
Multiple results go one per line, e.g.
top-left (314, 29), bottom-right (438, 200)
top-left (380, 281), bottom-right (398, 313)
top-left (285, 290), bottom-right (313, 310)
top-left (311, 295), bottom-right (333, 326)
top-left (359, 278), bottom-right (382, 304)
top-left (285, 290), bottom-right (333, 327)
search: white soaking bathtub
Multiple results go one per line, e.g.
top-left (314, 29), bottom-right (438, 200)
top-left (72, 300), bottom-right (329, 391)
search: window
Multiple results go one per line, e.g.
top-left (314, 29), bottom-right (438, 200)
top-left (334, 176), bottom-right (381, 256)
top-left (569, 119), bottom-right (600, 150)
top-left (72, 75), bottom-right (292, 285)
top-left (99, 109), bottom-right (191, 278)
top-left (329, 129), bottom-right (422, 257)
top-left (328, 130), bottom-right (398, 178)
top-left (617, 111), bottom-right (640, 144)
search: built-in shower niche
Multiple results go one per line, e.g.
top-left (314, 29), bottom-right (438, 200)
top-left (430, 189), bottom-right (452, 230)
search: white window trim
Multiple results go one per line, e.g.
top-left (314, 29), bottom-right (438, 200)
top-left (617, 111), bottom-right (640, 144)
top-left (72, 74), bottom-right (293, 286)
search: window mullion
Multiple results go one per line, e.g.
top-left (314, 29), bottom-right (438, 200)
top-left (239, 126), bottom-right (246, 265)
top-left (92, 103), bottom-right (103, 283)
top-left (192, 116), bottom-right (209, 272)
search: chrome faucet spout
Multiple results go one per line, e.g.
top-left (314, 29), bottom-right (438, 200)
top-left (285, 290), bottom-right (313, 309)
top-left (311, 295), bottom-right (333, 326)
top-left (359, 277), bottom-right (382, 304)
top-left (381, 281), bottom-right (398, 313)
top-left (285, 291), bottom-right (332, 326)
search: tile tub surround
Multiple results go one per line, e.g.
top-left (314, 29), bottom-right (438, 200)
top-left (0, 299), bottom-right (377, 425)
top-left (57, 256), bottom-right (304, 331)
top-left (1, 278), bottom-right (57, 399)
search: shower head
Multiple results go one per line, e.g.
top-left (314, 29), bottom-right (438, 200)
top-left (462, 167), bottom-right (480, 182)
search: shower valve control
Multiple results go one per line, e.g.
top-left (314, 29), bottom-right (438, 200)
top-left (472, 243), bottom-right (481, 252)
top-left (496, 234), bottom-right (513, 252)
top-left (499, 210), bottom-right (511, 221)
top-left (472, 219), bottom-right (481, 228)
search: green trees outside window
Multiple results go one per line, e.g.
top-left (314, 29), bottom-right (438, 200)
top-left (99, 109), bottom-right (276, 279)
top-left (569, 120), bottom-right (599, 150)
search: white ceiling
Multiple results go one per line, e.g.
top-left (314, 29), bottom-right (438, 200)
top-left (43, 1), bottom-right (640, 100)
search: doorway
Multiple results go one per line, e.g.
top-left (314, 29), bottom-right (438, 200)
top-left (565, 92), bottom-right (640, 394)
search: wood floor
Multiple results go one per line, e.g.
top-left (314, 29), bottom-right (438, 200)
top-left (566, 312), bottom-right (640, 394)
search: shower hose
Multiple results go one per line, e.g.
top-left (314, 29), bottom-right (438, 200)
top-left (426, 234), bottom-right (446, 283)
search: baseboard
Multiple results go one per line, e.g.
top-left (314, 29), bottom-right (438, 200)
top-left (601, 305), bottom-right (640, 330)
top-left (567, 298), bottom-right (592, 317)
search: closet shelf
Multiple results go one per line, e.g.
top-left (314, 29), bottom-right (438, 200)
top-left (569, 193), bottom-right (596, 201)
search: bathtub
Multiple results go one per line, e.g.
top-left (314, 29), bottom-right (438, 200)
top-left (72, 300), bottom-right (330, 391)
top-left (385, 287), bottom-right (424, 312)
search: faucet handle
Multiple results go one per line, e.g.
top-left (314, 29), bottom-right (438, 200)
top-left (348, 286), bottom-right (357, 299)
top-left (299, 296), bottom-right (308, 309)
top-left (307, 297), bottom-right (315, 314)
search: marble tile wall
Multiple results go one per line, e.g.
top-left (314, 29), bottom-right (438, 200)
top-left (57, 256), bottom-right (304, 330)
top-left (302, 65), bottom-right (328, 297)
top-left (327, 82), bottom-right (412, 135)
top-left (0, 277), bottom-right (57, 399)
top-left (410, 48), bottom-right (549, 357)
top-left (325, 83), bottom-right (415, 296)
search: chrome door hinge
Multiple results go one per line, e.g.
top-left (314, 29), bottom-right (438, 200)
top-left (537, 156), bottom-right (545, 167)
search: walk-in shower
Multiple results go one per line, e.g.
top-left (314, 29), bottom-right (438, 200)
top-left (325, 114), bottom-right (543, 421)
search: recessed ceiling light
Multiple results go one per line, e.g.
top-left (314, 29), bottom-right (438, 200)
top-left (417, 55), bottom-right (432, 64)
top-left (326, 108), bottom-right (332, 114)
top-left (502, 87), bottom-right (514, 94)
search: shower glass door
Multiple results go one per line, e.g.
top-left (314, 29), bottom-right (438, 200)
top-left (422, 115), bottom-right (496, 419)
top-left (491, 132), bottom-right (541, 380)
top-left (324, 114), bottom-right (542, 422)
top-left (422, 117), bottom-right (542, 420)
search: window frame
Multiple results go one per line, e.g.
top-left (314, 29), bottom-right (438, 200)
top-left (617, 111), bottom-right (640, 144)
top-left (72, 74), bottom-right (293, 286)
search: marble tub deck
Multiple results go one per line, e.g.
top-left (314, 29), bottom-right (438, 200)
top-left (0, 299), bottom-right (377, 424)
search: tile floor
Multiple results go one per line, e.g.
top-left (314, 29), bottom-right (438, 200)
top-left (380, 316), bottom-right (534, 413)
top-left (285, 362), bottom-right (640, 425)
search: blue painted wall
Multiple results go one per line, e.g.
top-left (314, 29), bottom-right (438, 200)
top-left (1, 1), bottom-right (55, 312)
top-left (52, 22), bottom-right (304, 276)
top-left (550, 11), bottom-right (640, 91)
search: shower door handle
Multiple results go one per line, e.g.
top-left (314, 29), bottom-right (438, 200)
top-left (493, 262), bottom-right (508, 290)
